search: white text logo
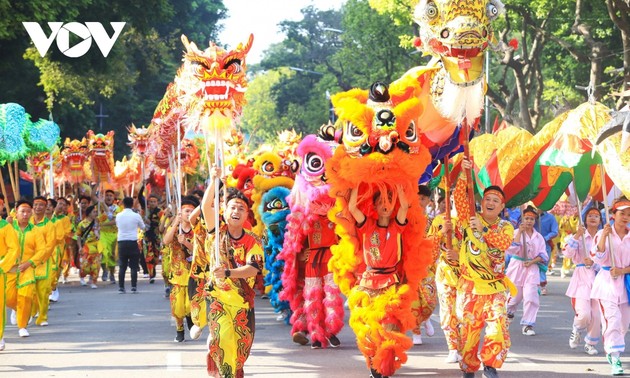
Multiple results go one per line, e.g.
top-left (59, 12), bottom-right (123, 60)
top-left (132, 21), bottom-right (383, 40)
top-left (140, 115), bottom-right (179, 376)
top-left (23, 22), bottom-right (126, 58)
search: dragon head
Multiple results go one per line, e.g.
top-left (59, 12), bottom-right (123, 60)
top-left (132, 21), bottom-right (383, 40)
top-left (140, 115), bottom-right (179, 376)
top-left (176, 34), bottom-right (253, 129)
top-left (62, 137), bottom-right (88, 172)
top-left (87, 130), bottom-right (114, 157)
top-left (413, 0), bottom-right (504, 84)
top-left (127, 123), bottom-right (152, 156)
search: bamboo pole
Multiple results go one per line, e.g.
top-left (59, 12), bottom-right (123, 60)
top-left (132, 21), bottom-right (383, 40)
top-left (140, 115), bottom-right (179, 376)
top-left (462, 119), bottom-right (476, 217)
top-left (443, 156), bottom-right (453, 250)
top-left (0, 166), bottom-right (10, 215)
top-left (7, 161), bottom-right (17, 201)
top-left (599, 164), bottom-right (615, 271)
top-left (14, 160), bottom-right (20, 200)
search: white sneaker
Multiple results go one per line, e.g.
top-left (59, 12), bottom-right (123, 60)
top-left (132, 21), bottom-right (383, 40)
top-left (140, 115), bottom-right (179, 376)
top-left (445, 349), bottom-right (461, 363)
top-left (90, 283), bottom-right (98, 289)
top-left (18, 328), bottom-right (29, 337)
top-left (49, 289), bottom-right (59, 302)
top-left (61, 277), bottom-right (67, 284)
top-left (80, 277), bottom-right (86, 286)
top-left (522, 325), bottom-right (536, 336)
top-left (569, 330), bottom-right (580, 349)
top-left (39, 321), bottom-right (48, 327)
top-left (424, 320), bottom-right (435, 337)
top-left (10, 310), bottom-right (16, 325)
top-left (189, 325), bottom-right (202, 340)
top-left (584, 344), bottom-right (599, 355)
top-left (0, 338), bottom-right (4, 351)
top-left (412, 334), bottom-right (423, 345)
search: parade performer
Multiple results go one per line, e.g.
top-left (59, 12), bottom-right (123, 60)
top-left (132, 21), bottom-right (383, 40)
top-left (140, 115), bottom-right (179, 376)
top-left (29, 197), bottom-right (56, 326)
top-left (188, 207), bottom-right (208, 340)
top-left (426, 186), bottom-right (462, 362)
top-left (505, 206), bottom-right (548, 336)
top-left (163, 196), bottom-right (198, 342)
top-left (144, 194), bottom-right (163, 283)
top-left (77, 206), bottom-right (101, 288)
top-left (563, 206), bottom-right (602, 356)
top-left (98, 189), bottom-right (121, 284)
top-left (259, 185), bottom-right (292, 323)
top-left (455, 158), bottom-right (514, 378)
top-left (411, 186), bottom-right (439, 346)
top-left (6, 200), bottom-right (46, 338)
top-left (200, 166), bottom-right (263, 378)
top-left (49, 198), bottom-right (73, 302)
top-left (590, 197), bottom-right (630, 376)
top-left (0, 216), bottom-right (20, 350)
top-left (279, 133), bottom-right (344, 348)
top-left (325, 80), bottom-right (433, 378)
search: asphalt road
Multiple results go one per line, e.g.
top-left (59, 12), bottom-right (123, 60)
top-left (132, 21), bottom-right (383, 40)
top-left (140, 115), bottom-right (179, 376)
top-left (1, 270), bottom-right (625, 377)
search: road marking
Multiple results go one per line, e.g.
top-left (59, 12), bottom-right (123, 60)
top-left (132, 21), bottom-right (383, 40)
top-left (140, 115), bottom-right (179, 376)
top-left (507, 351), bottom-right (538, 366)
top-left (167, 352), bottom-right (183, 371)
top-left (132, 313), bottom-right (145, 317)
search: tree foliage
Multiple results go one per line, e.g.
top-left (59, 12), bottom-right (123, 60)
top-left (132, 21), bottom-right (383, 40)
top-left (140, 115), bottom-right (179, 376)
top-left (0, 0), bottom-right (226, 158)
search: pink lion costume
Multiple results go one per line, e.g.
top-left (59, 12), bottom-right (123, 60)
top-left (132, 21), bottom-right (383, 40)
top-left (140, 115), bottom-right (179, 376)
top-left (279, 131), bottom-right (345, 349)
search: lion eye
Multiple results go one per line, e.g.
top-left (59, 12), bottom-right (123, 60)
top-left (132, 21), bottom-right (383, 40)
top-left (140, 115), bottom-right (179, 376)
top-left (262, 161), bottom-right (275, 174)
top-left (305, 152), bottom-right (324, 174)
top-left (404, 121), bottom-right (418, 143)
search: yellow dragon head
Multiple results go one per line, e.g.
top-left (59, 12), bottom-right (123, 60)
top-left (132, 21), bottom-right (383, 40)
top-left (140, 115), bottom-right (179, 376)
top-left (413, 0), bottom-right (504, 85)
top-left (87, 130), bottom-right (115, 180)
top-left (62, 137), bottom-right (89, 182)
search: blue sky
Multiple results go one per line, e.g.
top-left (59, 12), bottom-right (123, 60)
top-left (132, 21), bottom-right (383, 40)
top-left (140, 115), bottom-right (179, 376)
top-left (219, 0), bottom-right (342, 64)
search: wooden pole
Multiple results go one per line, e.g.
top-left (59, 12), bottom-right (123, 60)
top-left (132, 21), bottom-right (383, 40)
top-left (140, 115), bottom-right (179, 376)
top-left (0, 166), bottom-right (10, 215)
top-left (599, 164), bottom-right (615, 271)
top-left (7, 161), bottom-right (17, 201)
top-left (462, 119), bottom-right (476, 217)
top-left (443, 156), bottom-right (453, 250)
top-left (14, 160), bottom-right (20, 200)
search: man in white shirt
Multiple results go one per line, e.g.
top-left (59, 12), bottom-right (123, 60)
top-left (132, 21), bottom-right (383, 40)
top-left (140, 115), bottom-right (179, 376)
top-left (115, 197), bottom-right (146, 293)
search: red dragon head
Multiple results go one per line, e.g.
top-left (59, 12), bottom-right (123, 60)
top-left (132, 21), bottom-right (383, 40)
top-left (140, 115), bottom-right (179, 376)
top-left (87, 130), bottom-right (115, 180)
top-left (62, 137), bottom-right (89, 182)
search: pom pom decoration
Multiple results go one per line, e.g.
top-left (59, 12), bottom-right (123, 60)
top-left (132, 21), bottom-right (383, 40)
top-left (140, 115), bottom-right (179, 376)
top-left (0, 103), bottom-right (30, 162)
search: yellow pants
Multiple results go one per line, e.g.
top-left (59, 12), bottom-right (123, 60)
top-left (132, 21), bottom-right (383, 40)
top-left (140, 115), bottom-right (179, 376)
top-left (6, 273), bottom-right (36, 329)
top-left (0, 274), bottom-right (7, 339)
top-left (31, 277), bottom-right (52, 324)
top-left (170, 284), bottom-right (191, 331)
top-left (100, 232), bottom-right (118, 268)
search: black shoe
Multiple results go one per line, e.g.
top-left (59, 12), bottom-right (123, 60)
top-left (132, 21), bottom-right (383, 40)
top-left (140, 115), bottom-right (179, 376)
top-left (463, 373), bottom-right (475, 378)
top-left (186, 315), bottom-right (194, 330)
top-left (327, 335), bottom-right (341, 348)
top-left (164, 286), bottom-right (171, 298)
top-left (311, 341), bottom-right (322, 349)
top-left (131, 287), bottom-right (137, 294)
top-left (370, 368), bottom-right (383, 378)
top-left (174, 330), bottom-right (185, 342)
top-left (149, 278), bottom-right (155, 284)
top-left (118, 287), bottom-right (125, 294)
top-left (483, 366), bottom-right (499, 378)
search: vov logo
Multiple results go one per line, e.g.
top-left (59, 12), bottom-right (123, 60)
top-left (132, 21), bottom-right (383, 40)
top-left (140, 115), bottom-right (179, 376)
top-left (23, 22), bottom-right (126, 58)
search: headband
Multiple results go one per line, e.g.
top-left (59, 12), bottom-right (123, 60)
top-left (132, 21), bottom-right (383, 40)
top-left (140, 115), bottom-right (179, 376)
top-left (484, 189), bottom-right (505, 202)
top-left (612, 200), bottom-right (630, 212)
top-left (33, 198), bottom-right (47, 204)
top-left (585, 207), bottom-right (601, 216)
top-left (17, 202), bottom-right (32, 209)
top-left (522, 208), bottom-right (538, 218)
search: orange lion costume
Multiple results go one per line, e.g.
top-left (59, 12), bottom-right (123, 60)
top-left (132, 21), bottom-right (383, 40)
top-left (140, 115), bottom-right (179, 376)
top-left (326, 78), bottom-right (434, 377)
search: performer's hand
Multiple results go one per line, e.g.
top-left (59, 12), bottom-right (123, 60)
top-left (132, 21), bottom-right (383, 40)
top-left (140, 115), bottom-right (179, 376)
top-left (213, 266), bottom-right (227, 279)
top-left (573, 226), bottom-right (585, 239)
top-left (18, 262), bottom-right (32, 272)
top-left (602, 224), bottom-right (612, 238)
top-left (445, 247), bottom-right (458, 261)
top-left (584, 256), bottom-right (594, 267)
top-left (611, 267), bottom-right (624, 279)
top-left (469, 216), bottom-right (483, 233)
top-left (209, 164), bottom-right (222, 181)
top-left (462, 157), bottom-right (472, 170)
top-left (443, 220), bottom-right (453, 234)
top-left (177, 233), bottom-right (186, 244)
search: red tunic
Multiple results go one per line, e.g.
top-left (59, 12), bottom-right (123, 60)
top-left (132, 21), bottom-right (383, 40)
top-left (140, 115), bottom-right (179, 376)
top-left (357, 218), bottom-right (406, 290)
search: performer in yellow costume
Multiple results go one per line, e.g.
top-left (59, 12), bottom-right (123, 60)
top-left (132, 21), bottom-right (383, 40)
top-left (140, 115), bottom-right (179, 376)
top-left (6, 200), bottom-right (47, 338)
top-left (49, 198), bottom-right (73, 301)
top-left (0, 217), bottom-right (20, 350)
top-left (200, 167), bottom-right (264, 378)
top-left (29, 197), bottom-right (57, 326)
top-left (98, 190), bottom-right (121, 283)
top-left (163, 196), bottom-right (198, 342)
top-left (455, 158), bottom-right (515, 378)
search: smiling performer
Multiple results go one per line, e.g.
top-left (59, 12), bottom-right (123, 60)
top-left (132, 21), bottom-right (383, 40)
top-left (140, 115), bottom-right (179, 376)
top-left (200, 165), bottom-right (264, 378)
top-left (455, 157), bottom-right (514, 378)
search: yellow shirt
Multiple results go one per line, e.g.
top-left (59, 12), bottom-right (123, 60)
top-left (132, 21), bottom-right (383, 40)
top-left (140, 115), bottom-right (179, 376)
top-left (31, 216), bottom-right (56, 279)
top-left (13, 221), bottom-right (47, 288)
top-left (0, 219), bottom-right (20, 274)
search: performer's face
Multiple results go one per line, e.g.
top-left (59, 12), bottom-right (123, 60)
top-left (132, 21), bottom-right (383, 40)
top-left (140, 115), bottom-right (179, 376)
top-left (418, 194), bottom-right (430, 209)
top-left (225, 199), bottom-right (248, 228)
top-left (521, 214), bottom-right (536, 230)
top-left (181, 205), bottom-right (194, 225)
top-left (374, 192), bottom-right (394, 219)
top-left (105, 192), bottom-right (115, 205)
top-left (16, 206), bottom-right (32, 224)
top-left (585, 211), bottom-right (601, 228)
top-left (33, 200), bottom-right (46, 215)
top-left (613, 208), bottom-right (630, 227)
top-left (481, 193), bottom-right (504, 219)
top-left (148, 197), bottom-right (158, 209)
